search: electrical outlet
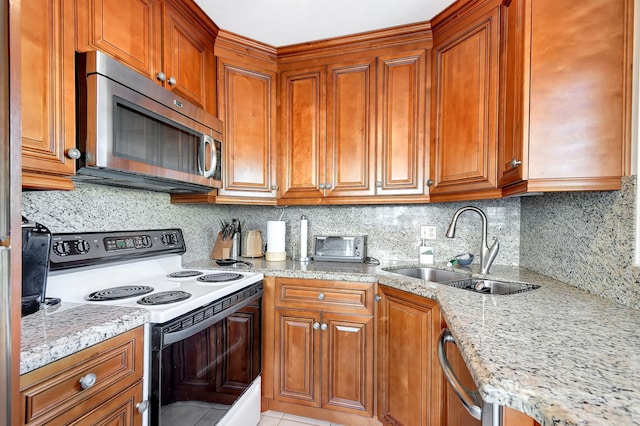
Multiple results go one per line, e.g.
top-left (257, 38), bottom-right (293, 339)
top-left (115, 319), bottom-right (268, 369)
top-left (421, 225), bottom-right (437, 240)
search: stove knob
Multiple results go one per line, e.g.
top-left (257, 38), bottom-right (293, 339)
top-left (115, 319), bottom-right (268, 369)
top-left (162, 233), bottom-right (177, 245)
top-left (75, 240), bottom-right (90, 254)
top-left (53, 241), bottom-right (70, 256)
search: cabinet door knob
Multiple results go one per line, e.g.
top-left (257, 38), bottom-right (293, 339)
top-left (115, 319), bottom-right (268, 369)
top-left (66, 148), bottom-right (82, 160)
top-left (319, 183), bottom-right (326, 189)
top-left (325, 183), bottom-right (332, 189)
top-left (320, 323), bottom-right (328, 331)
top-left (318, 292), bottom-right (325, 301)
top-left (136, 400), bottom-right (149, 414)
top-left (156, 72), bottom-right (166, 82)
top-left (374, 295), bottom-right (382, 302)
top-left (510, 158), bottom-right (522, 168)
top-left (271, 184), bottom-right (279, 191)
top-left (376, 181), bottom-right (383, 188)
top-left (79, 372), bottom-right (97, 390)
top-left (313, 322), bottom-right (320, 330)
top-left (168, 76), bottom-right (177, 86)
top-left (426, 179), bottom-right (434, 187)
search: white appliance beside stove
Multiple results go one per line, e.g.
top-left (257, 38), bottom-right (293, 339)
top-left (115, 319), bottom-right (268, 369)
top-left (46, 229), bottom-right (264, 426)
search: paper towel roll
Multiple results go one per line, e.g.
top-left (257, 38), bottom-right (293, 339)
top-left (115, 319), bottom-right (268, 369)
top-left (266, 221), bottom-right (286, 261)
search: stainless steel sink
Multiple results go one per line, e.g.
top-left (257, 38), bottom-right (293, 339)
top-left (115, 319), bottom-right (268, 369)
top-left (383, 267), bottom-right (470, 282)
top-left (442, 278), bottom-right (540, 295)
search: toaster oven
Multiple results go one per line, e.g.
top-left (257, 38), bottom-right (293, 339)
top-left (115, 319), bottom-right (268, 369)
top-left (313, 235), bottom-right (367, 263)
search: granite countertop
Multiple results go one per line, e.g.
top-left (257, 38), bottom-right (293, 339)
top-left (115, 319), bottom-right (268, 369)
top-left (186, 257), bottom-right (640, 426)
top-left (20, 303), bottom-right (149, 375)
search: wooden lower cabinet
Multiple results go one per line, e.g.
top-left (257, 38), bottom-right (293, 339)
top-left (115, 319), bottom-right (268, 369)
top-left (377, 285), bottom-right (442, 426)
top-left (19, 327), bottom-right (144, 426)
top-left (263, 277), bottom-right (378, 425)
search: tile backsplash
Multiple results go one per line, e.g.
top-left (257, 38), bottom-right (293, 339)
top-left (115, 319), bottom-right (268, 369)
top-left (520, 175), bottom-right (640, 309)
top-left (23, 177), bottom-right (640, 309)
top-left (22, 183), bottom-right (520, 265)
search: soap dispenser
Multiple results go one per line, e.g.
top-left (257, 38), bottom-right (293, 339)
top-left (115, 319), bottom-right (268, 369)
top-left (419, 239), bottom-right (434, 264)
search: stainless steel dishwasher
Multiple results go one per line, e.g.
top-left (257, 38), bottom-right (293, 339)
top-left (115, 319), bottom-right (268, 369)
top-left (438, 328), bottom-right (502, 426)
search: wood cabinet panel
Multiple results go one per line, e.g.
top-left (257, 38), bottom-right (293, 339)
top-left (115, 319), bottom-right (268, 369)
top-left (322, 312), bottom-right (374, 416)
top-left (274, 309), bottom-right (320, 406)
top-left (326, 60), bottom-right (376, 198)
top-left (21, 0), bottom-right (76, 190)
top-left (377, 285), bottom-right (441, 426)
top-left (76, 0), bottom-right (217, 115)
top-left (161, 0), bottom-right (215, 112)
top-left (70, 382), bottom-right (142, 426)
top-left (19, 327), bottom-right (144, 426)
top-left (216, 58), bottom-right (277, 201)
top-left (431, 1), bottom-right (501, 199)
top-left (76, 0), bottom-right (157, 79)
top-left (279, 67), bottom-right (327, 200)
top-left (275, 278), bottom-right (372, 314)
top-left (377, 51), bottom-right (427, 196)
top-left (499, 0), bottom-right (631, 194)
top-left (267, 278), bottom-right (376, 422)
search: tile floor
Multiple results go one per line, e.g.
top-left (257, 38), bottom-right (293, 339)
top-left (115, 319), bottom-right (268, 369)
top-left (259, 410), bottom-right (343, 426)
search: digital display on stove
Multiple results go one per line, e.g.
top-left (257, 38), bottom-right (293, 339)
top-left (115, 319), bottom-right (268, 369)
top-left (104, 235), bottom-right (153, 252)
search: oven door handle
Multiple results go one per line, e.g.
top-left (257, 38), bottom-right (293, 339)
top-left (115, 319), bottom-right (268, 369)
top-left (161, 289), bottom-right (262, 347)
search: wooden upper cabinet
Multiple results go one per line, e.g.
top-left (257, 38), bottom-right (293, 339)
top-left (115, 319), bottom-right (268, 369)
top-left (499, 0), bottom-right (631, 194)
top-left (376, 51), bottom-right (428, 197)
top-left (215, 55), bottom-right (277, 203)
top-left (279, 66), bottom-right (327, 201)
top-left (76, 0), bottom-right (217, 114)
top-left (75, 0), bottom-right (157, 79)
top-left (161, 0), bottom-right (215, 112)
top-left (21, 0), bottom-right (76, 190)
top-left (326, 59), bottom-right (376, 199)
top-left (279, 59), bottom-right (377, 202)
top-left (430, 0), bottom-right (502, 201)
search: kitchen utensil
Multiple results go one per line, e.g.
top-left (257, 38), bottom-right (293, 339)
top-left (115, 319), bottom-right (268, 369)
top-left (242, 230), bottom-right (263, 258)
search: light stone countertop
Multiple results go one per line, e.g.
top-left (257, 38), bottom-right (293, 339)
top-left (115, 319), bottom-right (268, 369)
top-left (20, 303), bottom-right (149, 375)
top-left (186, 257), bottom-right (640, 426)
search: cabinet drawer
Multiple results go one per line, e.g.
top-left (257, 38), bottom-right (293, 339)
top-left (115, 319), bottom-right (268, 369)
top-left (275, 278), bottom-right (374, 314)
top-left (20, 327), bottom-right (143, 425)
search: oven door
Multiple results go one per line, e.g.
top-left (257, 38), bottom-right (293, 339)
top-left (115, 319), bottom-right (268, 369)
top-left (150, 283), bottom-right (262, 426)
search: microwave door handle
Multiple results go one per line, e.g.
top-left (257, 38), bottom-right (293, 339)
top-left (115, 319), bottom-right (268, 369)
top-left (199, 134), bottom-right (216, 178)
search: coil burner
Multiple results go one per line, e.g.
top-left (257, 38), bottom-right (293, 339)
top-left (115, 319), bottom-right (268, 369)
top-left (196, 273), bottom-right (243, 283)
top-left (137, 291), bottom-right (192, 305)
top-left (87, 285), bottom-right (154, 301)
top-left (167, 270), bottom-right (204, 279)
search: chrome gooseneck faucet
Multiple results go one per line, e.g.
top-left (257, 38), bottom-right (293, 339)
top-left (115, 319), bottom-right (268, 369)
top-left (445, 206), bottom-right (499, 274)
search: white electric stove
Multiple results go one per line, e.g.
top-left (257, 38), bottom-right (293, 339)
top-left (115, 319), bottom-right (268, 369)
top-left (45, 229), bottom-right (263, 426)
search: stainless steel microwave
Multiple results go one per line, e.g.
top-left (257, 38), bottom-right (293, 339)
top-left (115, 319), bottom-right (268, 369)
top-left (74, 51), bottom-right (222, 193)
top-left (313, 235), bottom-right (367, 263)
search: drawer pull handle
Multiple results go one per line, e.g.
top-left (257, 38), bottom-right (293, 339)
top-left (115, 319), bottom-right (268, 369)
top-left (317, 292), bottom-right (325, 301)
top-left (313, 322), bottom-right (320, 330)
top-left (79, 373), bottom-right (97, 390)
top-left (320, 323), bottom-right (328, 331)
top-left (136, 400), bottom-right (149, 414)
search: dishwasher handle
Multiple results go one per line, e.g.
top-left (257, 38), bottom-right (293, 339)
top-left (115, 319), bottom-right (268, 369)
top-left (438, 328), bottom-right (483, 420)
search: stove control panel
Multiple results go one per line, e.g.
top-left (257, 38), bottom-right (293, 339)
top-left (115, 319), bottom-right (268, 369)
top-left (49, 229), bottom-right (186, 271)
